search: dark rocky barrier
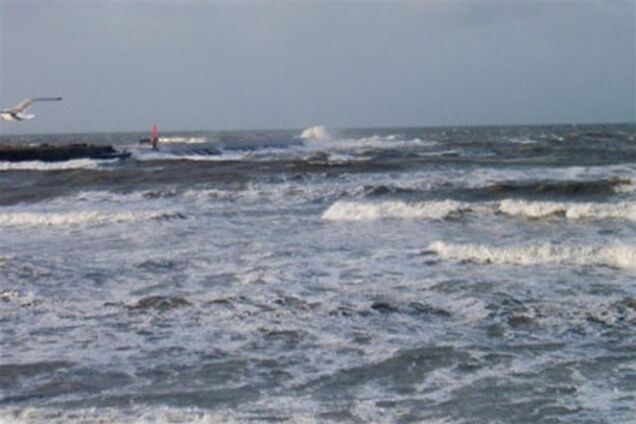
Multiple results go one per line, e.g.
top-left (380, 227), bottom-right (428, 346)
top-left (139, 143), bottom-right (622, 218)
top-left (0, 144), bottom-right (130, 162)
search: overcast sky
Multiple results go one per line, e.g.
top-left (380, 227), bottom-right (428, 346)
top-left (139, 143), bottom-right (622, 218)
top-left (0, 0), bottom-right (634, 134)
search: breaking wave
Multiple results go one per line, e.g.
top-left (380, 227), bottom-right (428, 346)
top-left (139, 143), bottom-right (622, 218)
top-left (133, 151), bottom-right (231, 162)
top-left (322, 200), bottom-right (475, 221)
top-left (499, 199), bottom-right (636, 221)
top-left (484, 178), bottom-right (631, 197)
top-left (0, 158), bottom-right (114, 171)
top-left (461, 165), bottom-right (636, 192)
top-left (615, 180), bottom-right (636, 194)
top-left (299, 126), bottom-right (432, 154)
top-left (300, 125), bottom-right (332, 140)
top-left (0, 210), bottom-right (177, 227)
top-left (159, 136), bottom-right (207, 144)
top-left (428, 241), bottom-right (636, 269)
top-left (322, 199), bottom-right (636, 223)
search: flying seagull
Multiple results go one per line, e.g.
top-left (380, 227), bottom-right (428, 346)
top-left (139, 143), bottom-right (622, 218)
top-left (1, 97), bottom-right (63, 121)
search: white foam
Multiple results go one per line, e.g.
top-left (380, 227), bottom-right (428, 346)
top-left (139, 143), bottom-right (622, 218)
top-left (419, 149), bottom-right (459, 157)
top-left (428, 241), bottom-right (636, 269)
top-left (0, 406), bottom-right (240, 424)
top-left (499, 199), bottom-right (636, 221)
top-left (323, 198), bottom-right (636, 223)
top-left (158, 136), bottom-right (207, 144)
top-left (0, 158), bottom-right (113, 171)
top-left (0, 403), bottom-right (452, 424)
top-left (299, 125), bottom-right (332, 140)
top-left (508, 137), bottom-right (537, 145)
top-left (299, 128), bottom-right (432, 154)
top-left (462, 164), bottom-right (636, 189)
top-left (322, 200), bottom-right (474, 221)
top-left (614, 180), bottom-right (636, 194)
top-left (134, 151), bottom-right (233, 162)
top-left (320, 135), bottom-right (426, 150)
top-left (0, 289), bottom-right (38, 307)
top-left (0, 210), bottom-right (173, 227)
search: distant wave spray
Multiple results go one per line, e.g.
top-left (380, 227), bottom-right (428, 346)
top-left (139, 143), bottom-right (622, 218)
top-left (300, 125), bottom-right (332, 141)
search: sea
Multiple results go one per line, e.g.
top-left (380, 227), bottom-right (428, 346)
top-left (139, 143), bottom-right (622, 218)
top-left (0, 124), bottom-right (635, 423)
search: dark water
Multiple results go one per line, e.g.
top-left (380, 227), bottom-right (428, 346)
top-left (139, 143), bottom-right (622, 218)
top-left (0, 124), bottom-right (635, 423)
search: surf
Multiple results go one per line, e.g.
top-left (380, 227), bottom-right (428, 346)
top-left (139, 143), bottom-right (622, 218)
top-left (427, 241), bottom-right (636, 270)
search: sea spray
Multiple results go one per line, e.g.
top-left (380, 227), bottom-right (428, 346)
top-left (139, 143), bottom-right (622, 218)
top-left (300, 125), bottom-right (332, 140)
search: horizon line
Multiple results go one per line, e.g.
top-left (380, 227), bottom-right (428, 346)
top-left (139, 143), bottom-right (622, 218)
top-left (1, 120), bottom-right (635, 138)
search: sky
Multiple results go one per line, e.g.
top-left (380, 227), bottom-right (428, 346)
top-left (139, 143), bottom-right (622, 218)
top-left (0, 0), bottom-right (634, 134)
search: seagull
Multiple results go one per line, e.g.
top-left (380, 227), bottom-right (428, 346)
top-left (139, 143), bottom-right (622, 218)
top-left (0, 97), bottom-right (63, 121)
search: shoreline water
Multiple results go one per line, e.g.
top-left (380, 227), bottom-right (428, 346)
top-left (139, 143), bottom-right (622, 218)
top-left (1, 124), bottom-right (635, 423)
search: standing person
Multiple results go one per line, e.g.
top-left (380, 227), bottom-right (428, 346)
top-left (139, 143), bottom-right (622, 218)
top-left (151, 125), bottom-right (159, 150)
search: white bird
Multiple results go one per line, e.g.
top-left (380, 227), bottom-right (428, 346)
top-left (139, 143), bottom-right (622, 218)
top-left (1, 97), bottom-right (62, 121)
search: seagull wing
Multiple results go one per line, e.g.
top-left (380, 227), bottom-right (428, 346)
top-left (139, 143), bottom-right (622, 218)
top-left (9, 99), bottom-right (34, 113)
top-left (7, 97), bottom-right (62, 113)
top-left (32, 97), bottom-right (63, 102)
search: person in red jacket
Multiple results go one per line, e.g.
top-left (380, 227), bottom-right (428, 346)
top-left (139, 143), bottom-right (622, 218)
top-left (151, 125), bottom-right (159, 150)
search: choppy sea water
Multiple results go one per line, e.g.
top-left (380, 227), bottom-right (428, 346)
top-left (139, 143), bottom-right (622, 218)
top-left (0, 124), bottom-right (635, 423)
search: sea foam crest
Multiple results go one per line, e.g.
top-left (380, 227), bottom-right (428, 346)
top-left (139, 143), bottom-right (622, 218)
top-left (428, 241), bottom-right (636, 269)
top-left (300, 125), bottom-right (332, 140)
top-left (614, 179), bottom-right (636, 194)
top-left (159, 136), bottom-right (207, 144)
top-left (322, 200), bottom-right (472, 221)
top-left (0, 210), bottom-right (173, 227)
top-left (134, 151), bottom-right (230, 162)
top-left (0, 158), bottom-right (110, 171)
top-left (499, 199), bottom-right (636, 221)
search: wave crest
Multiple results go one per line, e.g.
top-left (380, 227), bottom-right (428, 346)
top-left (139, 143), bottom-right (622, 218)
top-left (159, 136), bottom-right (207, 144)
top-left (0, 158), bottom-right (112, 171)
top-left (499, 199), bottom-right (636, 221)
top-left (300, 125), bottom-right (332, 140)
top-left (428, 241), bottom-right (636, 269)
top-left (0, 210), bottom-right (175, 227)
top-left (322, 200), bottom-right (472, 221)
top-left (323, 199), bottom-right (636, 223)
